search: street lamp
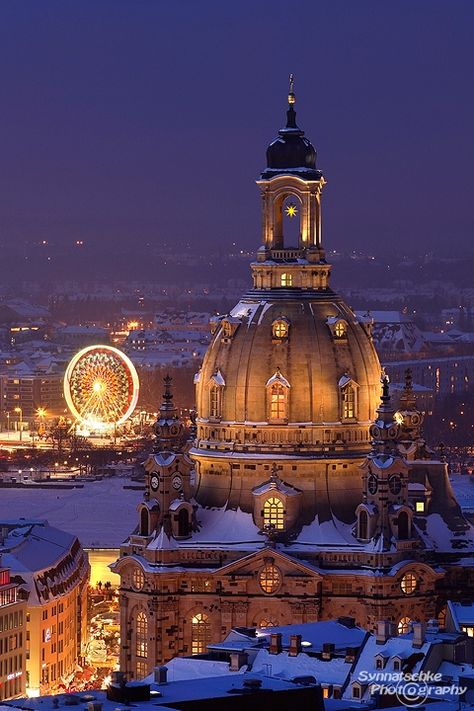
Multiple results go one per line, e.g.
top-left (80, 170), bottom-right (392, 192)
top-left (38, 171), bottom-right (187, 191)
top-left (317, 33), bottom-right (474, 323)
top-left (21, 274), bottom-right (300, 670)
top-left (14, 407), bottom-right (23, 442)
top-left (6, 411), bottom-right (10, 438)
top-left (36, 408), bottom-right (47, 437)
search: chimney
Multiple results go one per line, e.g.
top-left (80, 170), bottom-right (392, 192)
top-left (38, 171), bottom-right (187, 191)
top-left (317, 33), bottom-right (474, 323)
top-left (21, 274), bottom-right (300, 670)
top-left (345, 647), bottom-right (358, 663)
top-left (412, 622), bottom-right (426, 649)
top-left (154, 666), bottom-right (168, 684)
top-left (376, 620), bottom-right (392, 645)
top-left (229, 651), bottom-right (248, 671)
top-left (322, 642), bottom-right (335, 660)
top-left (289, 634), bottom-right (302, 657)
top-left (269, 632), bottom-right (282, 655)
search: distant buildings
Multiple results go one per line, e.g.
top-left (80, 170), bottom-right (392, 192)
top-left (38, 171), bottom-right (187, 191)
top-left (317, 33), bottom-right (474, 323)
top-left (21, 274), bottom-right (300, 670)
top-left (0, 520), bottom-right (90, 696)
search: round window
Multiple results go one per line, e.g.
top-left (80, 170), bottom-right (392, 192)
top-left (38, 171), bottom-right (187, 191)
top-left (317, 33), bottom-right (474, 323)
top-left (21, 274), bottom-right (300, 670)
top-left (132, 567), bottom-right (145, 591)
top-left (259, 564), bottom-right (282, 594)
top-left (400, 572), bottom-right (417, 595)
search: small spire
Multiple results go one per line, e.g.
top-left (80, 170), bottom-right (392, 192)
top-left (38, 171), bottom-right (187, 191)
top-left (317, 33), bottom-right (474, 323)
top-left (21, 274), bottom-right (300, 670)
top-left (288, 73), bottom-right (296, 105)
top-left (380, 368), bottom-right (391, 404)
top-left (160, 374), bottom-right (176, 414)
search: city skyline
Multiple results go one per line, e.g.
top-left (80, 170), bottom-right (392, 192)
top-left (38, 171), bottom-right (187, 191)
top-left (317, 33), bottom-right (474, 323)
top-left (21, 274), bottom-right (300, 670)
top-left (0, 0), bottom-right (472, 259)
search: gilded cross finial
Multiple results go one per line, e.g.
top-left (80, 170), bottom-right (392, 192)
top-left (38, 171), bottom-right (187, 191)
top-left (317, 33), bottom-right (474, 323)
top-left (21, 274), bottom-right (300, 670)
top-left (288, 73), bottom-right (296, 105)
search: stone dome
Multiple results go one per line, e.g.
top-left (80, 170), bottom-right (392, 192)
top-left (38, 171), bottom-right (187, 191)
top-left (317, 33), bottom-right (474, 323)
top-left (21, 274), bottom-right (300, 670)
top-left (262, 105), bottom-right (321, 180)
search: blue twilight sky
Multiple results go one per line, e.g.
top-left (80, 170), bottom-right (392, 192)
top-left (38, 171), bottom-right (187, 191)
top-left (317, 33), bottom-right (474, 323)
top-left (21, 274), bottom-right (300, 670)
top-left (0, 0), bottom-right (472, 254)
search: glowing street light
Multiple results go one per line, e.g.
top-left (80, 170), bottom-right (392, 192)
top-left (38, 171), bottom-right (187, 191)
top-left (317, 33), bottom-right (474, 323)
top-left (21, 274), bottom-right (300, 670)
top-left (14, 406), bottom-right (23, 442)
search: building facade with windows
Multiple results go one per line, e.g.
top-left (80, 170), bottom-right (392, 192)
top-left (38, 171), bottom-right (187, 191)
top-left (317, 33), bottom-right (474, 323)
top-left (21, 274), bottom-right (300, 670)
top-left (0, 520), bottom-right (89, 696)
top-left (0, 566), bottom-right (26, 700)
top-left (114, 85), bottom-right (474, 678)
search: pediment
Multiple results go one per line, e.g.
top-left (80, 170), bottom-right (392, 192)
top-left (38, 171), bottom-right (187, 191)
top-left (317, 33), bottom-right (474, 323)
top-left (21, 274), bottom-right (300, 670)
top-left (215, 547), bottom-right (322, 580)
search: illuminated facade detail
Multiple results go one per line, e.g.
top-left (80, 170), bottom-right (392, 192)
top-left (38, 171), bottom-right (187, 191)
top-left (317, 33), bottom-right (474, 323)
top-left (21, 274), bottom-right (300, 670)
top-left (342, 383), bottom-right (356, 419)
top-left (280, 272), bottom-right (292, 287)
top-left (285, 202), bottom-right (298, 218)
top-left (134, 610), bottom-right (148, 678)
top-left (258, 617), bottom-right (279, 628)
top-left (0, 568), bottom-right (26, 701)
top-left (259, 563), bottom-right (282, 594)
top-left (64, 345), bottom-right (139, 430)
top-left (272, 318), bottom-right (289, 339)
top-left (263, 497), bottom-right (285, 530)
top-left (132, 567), bottom-right (144, 591)
top-left (400, 572), bottom-right (417, 595)
top-left (191, 613), bottom-right (211, 654)
top-left (115, 83), bottom-right (474, 673)
top-left (334, 320), bottom-right (347, 338)
top-left (398, 617), bottom-right (411, 634)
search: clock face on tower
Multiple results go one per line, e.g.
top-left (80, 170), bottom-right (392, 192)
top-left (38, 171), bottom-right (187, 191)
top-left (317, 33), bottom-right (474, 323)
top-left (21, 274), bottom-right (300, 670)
top-left (172, 474), bottom-right (183, 490)
top-left (368, 474), bottom-right (378, 495)
top-left (389, 474), bottom-right (402, 495)
top-left (150, 474), bottom-right (159, 491)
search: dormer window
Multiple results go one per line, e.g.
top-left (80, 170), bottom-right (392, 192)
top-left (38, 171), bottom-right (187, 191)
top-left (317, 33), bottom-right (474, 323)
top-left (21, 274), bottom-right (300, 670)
top-left (263, 496), bottom-right (285, 530)
top-left (272, 318), bottom-right (289, 340)
top-left (280, 272), bottom-right (292, 287)
top-left (209, 369), bottom-right (225, 420)
top-left (222, 321), bottom-right (232, 338)
top-left (327, 316), bottom-right (348, 340)
top-left (266, 370), bottom-right (290, 422)
top-left (339, 375), bottom-right (358, 420)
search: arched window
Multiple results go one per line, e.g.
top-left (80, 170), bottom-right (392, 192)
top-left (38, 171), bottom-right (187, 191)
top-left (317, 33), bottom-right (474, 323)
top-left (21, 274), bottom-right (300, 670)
top-left (342, 384), bottom-right (356, 419)
top-left (140, 508), bottom-right (149, 536)
top-left (209, 384), bottom-right (222, 419)
top-left (259, 564), bottom-right (282, 594)
top-left (400, 572), bottom-right (417, 595)
top-left (280, 272), bottom-right (292, 287)
top-left (334, 320), bottom-right (347, 338)
top-left (132, 567), bottom-right (144, 591)
top-left (177, 508), bottom-right (190, 537)
top-left (398, 511), bottom-right (410, 540)
top-left (263, 497), bottom-right (284, 530)
top-left (135, 610), bottom-right (148, 660)
top-left (259, 617), bottom-right (279, 629)
top-left (270, 384), bottom-right (287, 420)
top-left (191, 612), bottom-right (211, 654)
top-left (272, 319), bottom-right (289, 340)
top-left (398, 617), bottom-right (411, 634)
top-left (358, 510), bottom-right (368, 540)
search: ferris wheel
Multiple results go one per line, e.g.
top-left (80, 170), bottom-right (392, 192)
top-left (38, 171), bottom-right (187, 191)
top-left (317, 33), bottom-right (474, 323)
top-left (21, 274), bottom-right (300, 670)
top-left (64, 345), bottom-right (139, 429)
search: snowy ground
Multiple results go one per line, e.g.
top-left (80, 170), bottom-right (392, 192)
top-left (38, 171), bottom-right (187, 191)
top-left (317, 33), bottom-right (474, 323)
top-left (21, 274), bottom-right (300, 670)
top-left (0, 477), bottom-right (142, 548)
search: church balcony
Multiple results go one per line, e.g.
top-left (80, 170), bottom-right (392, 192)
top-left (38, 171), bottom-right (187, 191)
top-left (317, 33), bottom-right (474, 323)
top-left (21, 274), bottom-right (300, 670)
top-left (269, 248), bottom-right (302, 261)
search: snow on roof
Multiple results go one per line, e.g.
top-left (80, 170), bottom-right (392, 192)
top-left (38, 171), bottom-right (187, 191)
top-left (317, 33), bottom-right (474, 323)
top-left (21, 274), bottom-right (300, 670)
top-left (191, 506), bottom-right (261, 546)
top-left (448, 600), bottom-right (474, 628)
top-left (256, 620), bottom-right (366, 652)
top-left (252, 476), bottom-right (301, 497)
top-left (145, 655), bottom-right (244, 683)
top-left (266, 370), bottom-right (290, 388)
top-left (210, 368), bottom-right (225, 386)
top-left (252, 647), bottom-right (351, 685)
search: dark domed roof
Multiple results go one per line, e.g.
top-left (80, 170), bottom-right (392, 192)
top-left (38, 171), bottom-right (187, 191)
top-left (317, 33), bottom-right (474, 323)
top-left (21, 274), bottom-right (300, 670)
top-left (262, 104), bottom-right (322, 180)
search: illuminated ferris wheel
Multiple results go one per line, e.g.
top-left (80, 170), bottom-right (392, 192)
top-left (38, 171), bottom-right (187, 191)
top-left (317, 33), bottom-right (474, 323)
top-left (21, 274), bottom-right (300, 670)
top-left (64, 345), bottom-right (139, 430)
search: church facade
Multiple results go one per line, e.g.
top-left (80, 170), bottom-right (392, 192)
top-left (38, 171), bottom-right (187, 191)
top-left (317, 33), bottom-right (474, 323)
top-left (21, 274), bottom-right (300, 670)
top-left (112, 83), bottom-right (474, 678)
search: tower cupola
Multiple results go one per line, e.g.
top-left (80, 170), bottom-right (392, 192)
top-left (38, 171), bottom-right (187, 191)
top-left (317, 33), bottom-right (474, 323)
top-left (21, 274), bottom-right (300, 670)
top-left (263, 74), bottom-right (320, 180)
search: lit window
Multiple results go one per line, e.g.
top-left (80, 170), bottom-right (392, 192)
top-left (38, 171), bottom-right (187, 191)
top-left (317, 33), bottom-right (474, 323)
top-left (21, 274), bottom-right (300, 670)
top-left (191, 612), bottom-right (211, 654)
top-left (398, 617), bottom-right (411, 634)
top-left (209, 384), bottom-right (222, 418)
top-left (222, 321), bottom-right (232, 338)
top-left (272, 319), bottom-right (289, 339)
top-left (415, 501), bottom-right (425, 513)
top-left (259, 564), bottom-right (282, 594)
top-left (462, 626), bottom-right (474, 638)
top-left (258, 617), bottom-right (279, 629)
top-left (342, 384), bottom-right (356, 419)
top-left (334, 321), bottom-right (347, 338)
top-left (263, 497), bottom-right (284, 530)
top-left (280, 272), bottom-right (292, 287)
top-left (438, 607), bottom-right (447, 630)
top-left (135, 610), bottom-right (148, 659)
top-left (270, 384), bottom-right (287, 420)
top-left (400, 572), bottom-right (417, 595)
top-left (136, 661), bottom-right (147, 679)
top-left (132, 567), bottom-right (144, 591)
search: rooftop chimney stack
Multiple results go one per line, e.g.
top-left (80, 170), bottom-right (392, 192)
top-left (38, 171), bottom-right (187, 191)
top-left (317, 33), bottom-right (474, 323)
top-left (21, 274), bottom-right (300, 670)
top-left (376, 620), bottom-right (392, 645)
top-left (289, 634), bottom-right (302, 657)
top-left (269, 632), bottom-right (282, 655)
top-left (412, 622), bottom-right (426, 649)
